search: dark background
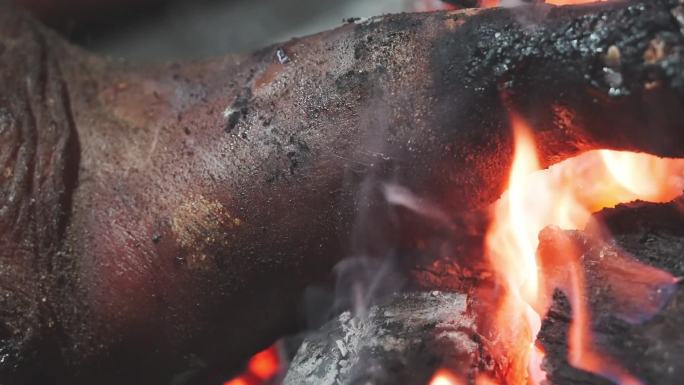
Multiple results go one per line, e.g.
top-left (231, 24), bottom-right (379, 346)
top-left (14, 0), bottom-right (414, 62)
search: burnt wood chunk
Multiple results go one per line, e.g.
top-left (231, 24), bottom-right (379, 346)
top-left (538, 199), bottom-right (684, 385)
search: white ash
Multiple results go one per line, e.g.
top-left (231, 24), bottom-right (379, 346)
top-left (283, 291), bottom-right (476, 385)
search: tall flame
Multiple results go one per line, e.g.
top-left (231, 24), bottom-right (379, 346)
top-left (482, 113), bottom-right (684, 385)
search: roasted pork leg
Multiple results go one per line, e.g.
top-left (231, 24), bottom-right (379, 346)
top-left (1, 1), bottom-right (683, 384)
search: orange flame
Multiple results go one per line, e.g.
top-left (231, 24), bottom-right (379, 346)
top-left (483, 113), bottom-right (684, 385)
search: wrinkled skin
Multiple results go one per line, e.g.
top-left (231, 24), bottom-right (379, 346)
top-left (1, 1), bottom-right (684, 384)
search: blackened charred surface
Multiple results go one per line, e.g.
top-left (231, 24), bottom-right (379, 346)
top-left (538, 200), bottom-right (684, 385)
top-left (335, 69), bottom-right (372, 95)
top-left (539, 292), bottom-right (616, 385)
top-left (224, 87), bottom-right (252, 133)
top-left (429, 0), bottom-right (684, 208)
top-left (592, 199), bottom-right (684, 275)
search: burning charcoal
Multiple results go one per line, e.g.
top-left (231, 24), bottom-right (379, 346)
top-left (283, 291), bottom-right (482, 385)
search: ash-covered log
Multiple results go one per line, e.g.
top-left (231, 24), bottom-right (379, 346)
top-left (282, 292), bottom-right (477, 385)
top-left (1, 0), bottom-right (684, 384)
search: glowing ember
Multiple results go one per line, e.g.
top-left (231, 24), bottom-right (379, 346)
top-left (224, 346), bottom-right (280, 385)
top-left (481, 112), bottom-right (683, 385)
top-left (224, 379), bottom-right (250, 385)
top-left (430, 369), bottom-right (465, 385)
top-left (248, 347), bottom-right (280, 380)
top-left (476, 374), bottom-right (500, 385)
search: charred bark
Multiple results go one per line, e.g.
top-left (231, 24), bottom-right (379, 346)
top-left (0, 0), bottom-right (684, 384)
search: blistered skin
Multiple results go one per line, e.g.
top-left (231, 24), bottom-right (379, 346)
top-left (0, 6), bottom-right (80, 384)
top-left (0, 1), bottom-right (684, 384)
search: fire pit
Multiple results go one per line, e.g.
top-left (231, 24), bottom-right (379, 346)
top-left (281, 151), bottom-right (684, 385)
top-left (0, 0), bottom-right (683, 385)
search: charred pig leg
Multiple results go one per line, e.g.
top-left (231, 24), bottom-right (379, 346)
top-left (0, 0), bottom-right (683, 384)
